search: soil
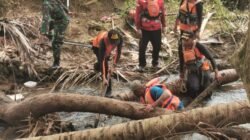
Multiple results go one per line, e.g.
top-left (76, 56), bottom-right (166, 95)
top-left (0, 0), bottom-right (248, 139)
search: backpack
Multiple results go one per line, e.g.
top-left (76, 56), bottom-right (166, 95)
top-left (147, 0), bottom-right (160, 17)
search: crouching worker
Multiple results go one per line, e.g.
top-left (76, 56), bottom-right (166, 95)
top-left (130, 78), bottom-right (184, 111)
top-left (91, 29), bottom-right (123, 96)
top-left (179, 32), bottom-right (219, 99)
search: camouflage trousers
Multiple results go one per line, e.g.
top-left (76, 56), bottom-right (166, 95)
top-left (51, 20), bottom-right (69, 66)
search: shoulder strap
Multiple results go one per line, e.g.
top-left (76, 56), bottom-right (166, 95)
top-left (187, 0), bottom-right (201, 13)
top-left (163, 95), bottom-right (174, 108)
top-left (103, 33), bottom-right (109, 46)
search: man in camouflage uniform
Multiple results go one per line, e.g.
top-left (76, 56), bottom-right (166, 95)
top-left (40, 0), bottom-right (69, 68)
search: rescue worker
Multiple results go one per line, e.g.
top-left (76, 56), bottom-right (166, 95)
top-left (135, 0), bottom-right (166, 72)
top-left (40, 0), bottom-right (70, 69)
top-left (179, 32), bottom-right (219, 98)
top-left (174, 0), bottom-right (203, 38)
top-left (91, 29), bottom-right (123, 96)
top-left (130, 78), bottom-right (184, 111)
top-left (126, 9), bottom-right (136, 28)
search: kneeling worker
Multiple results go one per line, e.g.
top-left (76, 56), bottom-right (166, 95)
top-left (130, 78), bottom-right (184, 111)
top-left (179, 32), bottom-right (219, 98)
top-left (91, 29), bottom-right (123, 96)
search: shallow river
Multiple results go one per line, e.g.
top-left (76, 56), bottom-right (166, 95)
top-left (59, 78), bottom-right (248, 139)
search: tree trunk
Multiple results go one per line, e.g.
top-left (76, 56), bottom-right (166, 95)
top-left (0, 94), bottom-right (170, 125)
top-left (113, 69), bottom-right (239, 101)
top-left (233, 14), bottom-right (250, 101)
top-left (1, 69), bottom-right (238, 126)
top-left (219, 127), bottom-right (250, 139)
top-left (21, 101), bottom-right (250, 140)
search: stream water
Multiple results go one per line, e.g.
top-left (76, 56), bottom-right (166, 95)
top-left (0, 76), bottom-right (247, 139)
top-left (58, 76), bottom-right (248, 139)
top-left (183, 81), bottom-right (248, 140)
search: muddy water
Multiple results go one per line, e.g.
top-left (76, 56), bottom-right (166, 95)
top-left (59, 84), bottom-right (131, 130)
top-left (207, 81), bottom-right (247, 105)
top-left (59, 77), bottom-right (248, 140)
top-left (183, 81), bottom-right (248, 140)
top-left (0, 77), bottom-right (245, 138)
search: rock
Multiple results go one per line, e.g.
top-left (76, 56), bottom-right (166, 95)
top-left (7, 94), bottom-right (24, 101)
top-left (24, 81), bottom-right (37, 88)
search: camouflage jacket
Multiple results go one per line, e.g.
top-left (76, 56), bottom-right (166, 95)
top-left (41, 0), bottom-right (69, 34)
top-left (42, 0), bottom-right (69, 22)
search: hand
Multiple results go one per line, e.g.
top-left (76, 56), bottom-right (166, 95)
top-left (172, 27), bottom-right (180, 38)
top-left (110, 66), bottom-right (116, 74)
top-left (214, 69), bottom-right (220, 81)
top-left (180, 73), bottom-right (184, 79)
top-left (173, 25), bottom-right (177, 33)
top-left (103, 79), bottom-right (109, 86)
top-left (174, 19), bottom-right (180, 34)
top-left (41, 31), bottom-right (52, 40)
top-left (162, 27), bottom-right (166, 34)
top-left (145, 104), bottom-right (154, 112)
top-left (136, 29), bottom-right (142, 38)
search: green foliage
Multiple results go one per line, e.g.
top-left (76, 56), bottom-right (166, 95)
top-left (118, 0), bottom-right (136, 18)
top-left (202, 0), bottom-right (243, 33)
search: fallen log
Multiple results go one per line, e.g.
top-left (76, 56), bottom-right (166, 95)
top-left (0, 94), bottom-right (170, 125)
top-left (218, 127), bottom-right (250, 139)
top-left (113, 69), bottom-right (239, 101)
top-left (170, 69), bottom-right (239, 96)
top-left (187, 80), bottom-right (218, 108)
top-left (21, 101), bottom-right (250, 140)
top-left (0, 69), bottom-right (240, 126)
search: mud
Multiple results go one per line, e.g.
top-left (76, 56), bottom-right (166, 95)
top-left (0, 0), bottom-right (248, 139)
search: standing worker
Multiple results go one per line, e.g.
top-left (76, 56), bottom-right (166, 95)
top-left (174, 0), bottom-right (203, 39)
top-left (135, 0), bottom-right (166, 72)
top-left (130, 78), bottom-right (184, 111)
top-left (40, 0), bottom-right (70, 69)
top-left (91, 29), bottom-right (123, 96)
top-left (179, 32), bottom-right (219, 99)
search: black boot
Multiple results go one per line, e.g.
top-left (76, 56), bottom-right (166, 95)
top-left (51, 42), bottom-right (61, 69)
top-left (52, 55), bottom-right (60, 69)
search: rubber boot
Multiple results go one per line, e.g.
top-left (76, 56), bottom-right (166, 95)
top-left (52, 53), bottom-right (60, 69)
